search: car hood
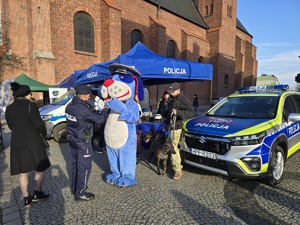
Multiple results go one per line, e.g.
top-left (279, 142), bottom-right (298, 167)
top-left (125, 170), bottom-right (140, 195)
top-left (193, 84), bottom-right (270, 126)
top-left (39, 104), bottom-right (62, 115)
top-left (184, 116), bottom-right (270, 136)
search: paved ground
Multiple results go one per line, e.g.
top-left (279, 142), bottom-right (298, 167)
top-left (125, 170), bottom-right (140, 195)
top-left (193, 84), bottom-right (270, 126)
top-left (0, 112), bottom-right (300, 224)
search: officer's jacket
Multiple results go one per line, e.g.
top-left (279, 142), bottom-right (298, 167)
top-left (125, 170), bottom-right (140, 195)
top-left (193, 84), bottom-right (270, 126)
top-left (168, 92), bottom-right (193, 129)
top-left (65, 96), bottom-right (107, 148)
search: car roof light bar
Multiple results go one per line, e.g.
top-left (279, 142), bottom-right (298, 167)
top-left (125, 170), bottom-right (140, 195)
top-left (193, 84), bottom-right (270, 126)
top-left (239, 85), bottom-right (289, 93)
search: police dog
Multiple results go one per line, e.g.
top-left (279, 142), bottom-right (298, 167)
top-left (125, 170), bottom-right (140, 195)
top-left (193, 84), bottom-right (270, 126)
top-left (143, 129), bottom-right (176, 175)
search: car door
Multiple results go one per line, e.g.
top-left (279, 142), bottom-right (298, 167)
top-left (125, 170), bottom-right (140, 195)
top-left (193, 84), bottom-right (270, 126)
top-left (283, 94), bottom-right (300, 155)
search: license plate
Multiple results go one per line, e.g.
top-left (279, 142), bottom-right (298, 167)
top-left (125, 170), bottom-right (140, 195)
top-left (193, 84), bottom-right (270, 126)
top-left (190, 148), bottom-right (217, 159)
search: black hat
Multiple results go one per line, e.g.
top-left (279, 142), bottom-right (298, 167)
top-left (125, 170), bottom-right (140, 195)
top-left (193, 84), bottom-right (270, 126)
top-left (10, 82), bottom-right (31, 97)
top-left (167, 82), bottom-right (180, 94)
top-left (75, 84), bottom-right (91, 95)
top-left (109, 63), bottom-right (142, 77)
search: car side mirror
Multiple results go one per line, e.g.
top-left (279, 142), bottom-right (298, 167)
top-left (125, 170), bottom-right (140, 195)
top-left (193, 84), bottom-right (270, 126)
top-left (288, 113), bottom-right (300, 122)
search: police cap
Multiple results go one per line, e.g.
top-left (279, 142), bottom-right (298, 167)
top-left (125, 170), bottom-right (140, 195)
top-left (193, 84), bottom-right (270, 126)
top-left (75, 84), bottom-right (91, 95)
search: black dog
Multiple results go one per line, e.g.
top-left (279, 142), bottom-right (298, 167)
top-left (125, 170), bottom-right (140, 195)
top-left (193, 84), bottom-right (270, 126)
top-left (143, 129), bottom-right (176, 175)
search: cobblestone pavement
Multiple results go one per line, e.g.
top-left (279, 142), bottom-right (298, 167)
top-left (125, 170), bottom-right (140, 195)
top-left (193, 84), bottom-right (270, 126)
top-left (0, 119), bottom-right (299, 225)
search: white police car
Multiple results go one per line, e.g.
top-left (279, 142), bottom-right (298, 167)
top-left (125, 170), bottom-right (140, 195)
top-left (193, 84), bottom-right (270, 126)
top-left (40, 89), bottom-right (75, 142)
top-left (180, 85), bottom-right (300, 185)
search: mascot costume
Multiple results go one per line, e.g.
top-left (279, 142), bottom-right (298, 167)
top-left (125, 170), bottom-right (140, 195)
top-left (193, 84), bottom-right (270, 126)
top-left (96, 63), bottom-right (144, 187)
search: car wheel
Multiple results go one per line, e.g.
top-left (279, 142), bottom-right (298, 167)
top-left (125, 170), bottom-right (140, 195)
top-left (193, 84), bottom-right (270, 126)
top-left (53, 123), bottom-right (69, 143)
top-left (266, 145), bottom-right (285, 186)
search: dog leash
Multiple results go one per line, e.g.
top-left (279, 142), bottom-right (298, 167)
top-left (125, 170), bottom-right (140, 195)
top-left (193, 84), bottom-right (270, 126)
top-left (171, 112), bottom-right (176, 141)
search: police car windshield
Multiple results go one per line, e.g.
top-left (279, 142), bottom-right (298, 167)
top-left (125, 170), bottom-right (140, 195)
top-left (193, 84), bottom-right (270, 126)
top-left (52, 90), bottom-right (75, 105)
top-left (207, 96), bottom-right (279, 119)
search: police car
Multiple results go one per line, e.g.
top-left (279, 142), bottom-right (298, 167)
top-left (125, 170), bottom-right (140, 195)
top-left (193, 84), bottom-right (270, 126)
top-left (180, 85), bottom-right (300, 185)
top-left (40, 89), bottom-right (75, 142)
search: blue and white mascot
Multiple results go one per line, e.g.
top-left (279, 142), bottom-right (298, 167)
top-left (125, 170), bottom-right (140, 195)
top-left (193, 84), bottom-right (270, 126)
top-left (98, 63), bottom-right (144, 187)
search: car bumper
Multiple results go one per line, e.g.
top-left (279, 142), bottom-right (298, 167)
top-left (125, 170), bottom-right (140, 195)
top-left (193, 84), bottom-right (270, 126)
top-left (181, 151), bottom-right (267, 179)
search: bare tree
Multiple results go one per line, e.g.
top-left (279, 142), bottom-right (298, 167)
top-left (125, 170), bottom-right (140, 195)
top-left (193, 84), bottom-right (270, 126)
top-left (294, 83), bottom-right (300, 92)
top-left (0, 21), bottom-right (26, 80)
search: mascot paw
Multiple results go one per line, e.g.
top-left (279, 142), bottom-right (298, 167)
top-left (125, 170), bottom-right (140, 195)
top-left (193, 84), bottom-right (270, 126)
top-left (110, 98), bottom-right (126, 113)
top-left (94, 96), bottom-right (106, 112)
top-left (106, 174), bottom-right (119, 186)
top-left (116, 177), bottom-right (138, 187)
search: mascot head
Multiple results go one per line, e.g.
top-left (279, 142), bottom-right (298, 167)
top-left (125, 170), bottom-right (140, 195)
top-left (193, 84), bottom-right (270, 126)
top-left (101, 63), bottom-right (144, 102)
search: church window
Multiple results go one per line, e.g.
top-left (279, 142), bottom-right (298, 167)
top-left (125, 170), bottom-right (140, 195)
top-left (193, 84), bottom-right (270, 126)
top-left (131, 29), bottom-right (143, 48)
top-left (224, 74), bottom-right (229, 87)
top-left (198, 56), bottom-right (204, 63)
top-left (74, 12), bottom-right (95, 53)
top-left (227, 5), bottom-right (232, 17)
top-left (167, 40), bottom-right (176, 58)
top-left (210, 3), bottom-right (214, 15)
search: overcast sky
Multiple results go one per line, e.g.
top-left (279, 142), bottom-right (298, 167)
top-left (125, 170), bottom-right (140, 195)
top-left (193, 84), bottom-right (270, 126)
top-left (237, 0), bottom-right (300, 90)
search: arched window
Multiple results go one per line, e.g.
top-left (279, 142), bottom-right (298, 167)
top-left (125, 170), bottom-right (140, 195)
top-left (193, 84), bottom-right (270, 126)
top-left (167, 40), bottom-right (176, 58)
top-left (210, 3), bottom-right (214, 15)
top-left (198, 56), bottom-right (204, 63)
top-left (224, 74), bottom-right (229, 86)
top-left (74, 12), bottom-right (95, 53)
top-left (205, 6), bottom-right (209, 16)
top-left (131, 29), bottom-right (143, 48)
top-left (227, 5), bottom-right (232, 17)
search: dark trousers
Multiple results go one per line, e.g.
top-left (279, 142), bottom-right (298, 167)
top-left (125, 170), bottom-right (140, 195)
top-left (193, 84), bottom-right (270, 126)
top-left (71, 144), bottom-right (93, 197)
top-left (193, 106), bottom-right (198, 116)
top-left (98, 123), bottom-right (105, 148)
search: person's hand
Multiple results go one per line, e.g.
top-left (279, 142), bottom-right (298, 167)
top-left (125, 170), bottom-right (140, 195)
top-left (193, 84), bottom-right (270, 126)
top-left (172, 109), bottom-right (177, 116)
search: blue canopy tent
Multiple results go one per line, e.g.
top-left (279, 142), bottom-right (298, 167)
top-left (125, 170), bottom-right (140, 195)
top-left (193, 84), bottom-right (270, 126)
top-left (74, 42), bottom-right (213, 85)
top-left (75, 58), bottom-right (119, 84)
top-left (57, 73), bottom-right (76, 89)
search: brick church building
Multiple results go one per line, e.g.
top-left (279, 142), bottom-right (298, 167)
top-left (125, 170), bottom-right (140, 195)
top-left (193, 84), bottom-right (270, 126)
top-left (0, 0), bottom-right (257, 106)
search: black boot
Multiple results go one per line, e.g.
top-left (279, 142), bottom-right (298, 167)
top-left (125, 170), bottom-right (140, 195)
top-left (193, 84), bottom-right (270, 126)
top-left (32, 190), bottom-right (49, 202)
top-left (24, 196), bottom-right (32, 208)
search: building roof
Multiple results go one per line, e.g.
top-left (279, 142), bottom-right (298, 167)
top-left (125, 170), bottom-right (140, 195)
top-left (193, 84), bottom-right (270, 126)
top-left (236, 18), bottom-right (253, 37)
top-left (257, 74), bottom-right (279, 86)
top-left (146, 0), bottom-right (209, 29)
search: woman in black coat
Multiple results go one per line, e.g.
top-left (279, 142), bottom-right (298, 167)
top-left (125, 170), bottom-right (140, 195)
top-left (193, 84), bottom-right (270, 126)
top-left (5, 82), bottom-right (51, 207)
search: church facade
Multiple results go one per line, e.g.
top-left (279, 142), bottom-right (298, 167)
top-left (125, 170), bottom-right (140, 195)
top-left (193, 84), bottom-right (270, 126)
top-left (0, 0), bottom-right (257, 106)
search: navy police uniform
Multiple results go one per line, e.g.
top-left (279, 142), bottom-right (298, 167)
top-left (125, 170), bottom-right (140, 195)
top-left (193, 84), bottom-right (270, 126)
top-left (65, 85), bottom-right (107, 199)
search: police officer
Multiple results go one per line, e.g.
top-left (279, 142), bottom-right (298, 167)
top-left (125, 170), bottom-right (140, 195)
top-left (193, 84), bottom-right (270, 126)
top-left (167, 82), bottom-right (193, 180)
top-left (66, 84), bottom-right (107, 201)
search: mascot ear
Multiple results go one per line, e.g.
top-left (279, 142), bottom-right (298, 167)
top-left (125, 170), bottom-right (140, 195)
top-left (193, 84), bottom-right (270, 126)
top-left (133, 75), bottom-right (144, 101)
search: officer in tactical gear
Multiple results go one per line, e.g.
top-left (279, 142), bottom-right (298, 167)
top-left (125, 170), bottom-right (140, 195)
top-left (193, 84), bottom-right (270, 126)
top-left (166, 82), bottom-right (193, 180)
top-left (66, 84), bottom-right (108, 201)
